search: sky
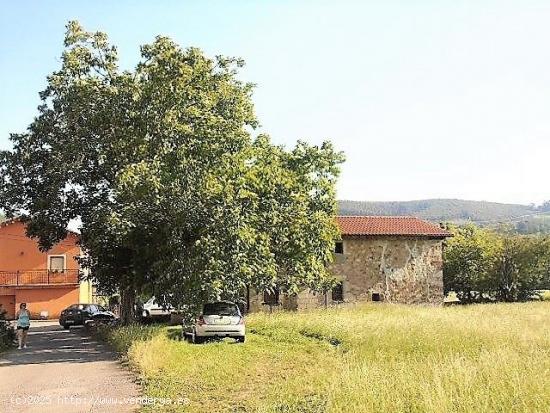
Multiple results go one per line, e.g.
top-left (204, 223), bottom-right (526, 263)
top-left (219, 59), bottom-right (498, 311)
top-left (1, 1), bottom-right (549, 205)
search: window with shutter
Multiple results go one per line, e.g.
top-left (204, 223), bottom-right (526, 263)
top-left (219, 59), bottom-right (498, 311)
top-left (49, 256), bottom-right (66, 272)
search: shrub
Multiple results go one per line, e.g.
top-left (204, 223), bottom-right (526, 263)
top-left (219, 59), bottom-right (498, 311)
top-left (0, 306), bottom-right (15, 350)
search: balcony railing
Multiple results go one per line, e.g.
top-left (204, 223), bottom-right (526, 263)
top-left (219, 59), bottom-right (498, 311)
top-left (0, 270), bottom-right (80, 286)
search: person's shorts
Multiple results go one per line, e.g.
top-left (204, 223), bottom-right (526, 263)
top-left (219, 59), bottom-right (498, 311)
top-left (16, 326), bottom-right (30, 331)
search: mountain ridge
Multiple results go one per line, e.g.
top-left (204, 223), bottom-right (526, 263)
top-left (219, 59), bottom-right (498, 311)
top-left (338, 198), bottom-right (548, 224)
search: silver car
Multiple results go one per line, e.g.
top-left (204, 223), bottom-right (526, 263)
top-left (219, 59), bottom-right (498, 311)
top-left (141, 296), bottom-right (172, 319)
top-left (184, 301), bottom-right (245, 344)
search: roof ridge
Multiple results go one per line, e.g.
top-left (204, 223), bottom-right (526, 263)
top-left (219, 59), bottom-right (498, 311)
top-left (336, 215), bottom-right (419, 219)
top-left (335, 215), bottom-right (451, 237)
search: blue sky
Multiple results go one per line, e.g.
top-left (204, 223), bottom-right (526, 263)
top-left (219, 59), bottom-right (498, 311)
top-left (1, 1), bottom-right (549, 205)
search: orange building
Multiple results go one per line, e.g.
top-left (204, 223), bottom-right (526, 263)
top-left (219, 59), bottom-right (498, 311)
top-left (0, 219), bottom-right (93, 319)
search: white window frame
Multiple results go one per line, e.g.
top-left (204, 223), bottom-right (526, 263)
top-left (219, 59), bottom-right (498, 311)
top-left (48, 254), bottom-right (67, 272)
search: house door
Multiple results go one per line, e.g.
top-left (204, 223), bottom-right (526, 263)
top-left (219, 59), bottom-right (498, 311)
top-left (0, 295), bottom-right (16, 320)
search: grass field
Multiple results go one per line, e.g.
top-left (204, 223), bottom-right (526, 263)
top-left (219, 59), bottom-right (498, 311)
top-left (102, 302), bottom-right (550, 413)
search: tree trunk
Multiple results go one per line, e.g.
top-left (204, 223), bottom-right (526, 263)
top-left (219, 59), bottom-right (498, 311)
top-left (120, 285), bottom-right (136, 325)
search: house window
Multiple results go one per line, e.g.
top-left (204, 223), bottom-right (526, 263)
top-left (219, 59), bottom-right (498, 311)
top-left (49, 255), bottom-right (66, 272)
top-left (335, 241), bottom-right (344, 254)
top-left (331, 282), bottom-right (344, 302)
top-left (263, 289), bottom-right (280, 306)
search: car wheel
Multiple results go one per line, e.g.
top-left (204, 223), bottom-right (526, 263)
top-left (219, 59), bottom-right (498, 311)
top-left (62, 324), bottom-right (70, 330)
top-left (192, 331), bottom-right (204, 344)
top-left (236, 336), bottom-right (245, 343)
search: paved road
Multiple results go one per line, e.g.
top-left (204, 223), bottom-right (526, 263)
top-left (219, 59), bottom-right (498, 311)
top-left (0, 321), bottom-right (140, 413)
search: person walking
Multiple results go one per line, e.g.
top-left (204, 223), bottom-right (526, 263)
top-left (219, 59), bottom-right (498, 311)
top-left (15, 303), bottom-right (30, 349)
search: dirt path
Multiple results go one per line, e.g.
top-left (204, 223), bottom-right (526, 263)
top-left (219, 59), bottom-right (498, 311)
top-left (0, 321), bottom-right (140, 413)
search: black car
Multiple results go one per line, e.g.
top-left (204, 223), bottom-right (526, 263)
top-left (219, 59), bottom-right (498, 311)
top-left (59, 304), bottom-right (115, 329)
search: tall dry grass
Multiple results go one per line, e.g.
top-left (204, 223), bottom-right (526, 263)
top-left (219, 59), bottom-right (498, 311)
top-left (110, 302), bottom-right (550, 412)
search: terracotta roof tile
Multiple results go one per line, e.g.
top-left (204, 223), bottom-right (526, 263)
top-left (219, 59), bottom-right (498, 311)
top-left (336, 216), bottom-right (451, 237)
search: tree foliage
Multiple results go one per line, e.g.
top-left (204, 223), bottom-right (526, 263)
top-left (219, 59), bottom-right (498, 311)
top-left (443, 224), bottom-right (550, 302)
top-left (0, 21), bottom-right (344, 322)
top-left (494, 236), bottom-right (550, 301)
top-left (443, 224), bottom-right (501, 302)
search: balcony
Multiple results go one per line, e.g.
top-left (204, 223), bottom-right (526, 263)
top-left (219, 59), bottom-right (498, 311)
top-left (0, 269), bottom-right (80, 286)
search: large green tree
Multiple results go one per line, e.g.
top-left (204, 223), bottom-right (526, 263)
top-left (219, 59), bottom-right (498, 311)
top-left (443, 224), bottom-right (501, 302)
top-left (494, 235), bottom-right (550, 301)
top-left (444, 224), bottom-right (550, 303)
top-left (0, 22), bottom-right (344, 323)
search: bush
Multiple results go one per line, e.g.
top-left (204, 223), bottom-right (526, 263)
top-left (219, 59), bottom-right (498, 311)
top-left (0, 306), bottom-right (15, 350)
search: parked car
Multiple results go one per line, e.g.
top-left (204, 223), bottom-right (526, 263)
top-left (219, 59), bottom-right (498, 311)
top-left (140, 296), bottom-right (173, 319)
top-left (183, 301), bottom-right (245, 344)
top-left (59, 304), bottom-right (116, 329)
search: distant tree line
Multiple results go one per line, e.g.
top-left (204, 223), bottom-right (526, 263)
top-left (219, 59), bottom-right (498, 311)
top-left (443, 224), bottom-right (550, 303)
top-left (536, 200), bottom-right (550, 212)
top-left (514, 215), bottom-right (550, 235)
top-left (338, 199), bottom-right (544, 223)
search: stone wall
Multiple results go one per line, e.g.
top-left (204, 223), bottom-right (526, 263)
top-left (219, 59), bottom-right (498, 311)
top-left (247, 290), bottom-right (298, 313)
top-left (246, 236), bottom-right (444, 312)
top-left (329, 236), bottom-right (444, 305)
top-left (248, 289), bottom-right (329, 312)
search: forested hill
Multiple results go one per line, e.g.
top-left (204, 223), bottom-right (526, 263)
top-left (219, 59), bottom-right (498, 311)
top-left (1, 202), bottom-right (548, 232)
top-left (338, 199), bottom-right (547, 224)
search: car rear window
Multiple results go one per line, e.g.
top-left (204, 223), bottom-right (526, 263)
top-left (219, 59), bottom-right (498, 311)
top-left (203, 302), bottom-right (239, 316)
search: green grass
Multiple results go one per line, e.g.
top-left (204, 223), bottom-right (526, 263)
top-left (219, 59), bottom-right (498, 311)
top-left (102, 302), bottom-right (550, 413)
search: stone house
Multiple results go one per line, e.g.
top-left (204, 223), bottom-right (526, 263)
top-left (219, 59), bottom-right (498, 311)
top-left (248, 216), bottom-right (451, 311)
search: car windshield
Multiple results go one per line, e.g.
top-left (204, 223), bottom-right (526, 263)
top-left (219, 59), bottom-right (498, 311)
top-left (203, 302), bottom-right (239, 316)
